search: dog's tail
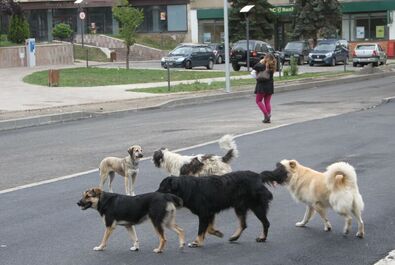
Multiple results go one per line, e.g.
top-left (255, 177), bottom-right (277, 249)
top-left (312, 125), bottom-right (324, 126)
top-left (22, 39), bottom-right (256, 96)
top-left (325, 162), bottom-right (364, 212)
top-left (219, 134), bottom-right (239, 163)
top-left (164, 193), bottom-right (183, 208)
top-left (259, 163), bottom-right (289, 186)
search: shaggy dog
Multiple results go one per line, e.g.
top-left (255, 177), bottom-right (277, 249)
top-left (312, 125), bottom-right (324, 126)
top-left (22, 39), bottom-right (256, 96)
top-left (152, 134), bottom-right (238, 177)
top-left (157, 165), bottom-right (289, 247)
top-left (77, 188), bottom-right (185, 253)
top-left (278, 159), bottom-right (365, 238)
top-left (99, 145), bottom-right (143, 196)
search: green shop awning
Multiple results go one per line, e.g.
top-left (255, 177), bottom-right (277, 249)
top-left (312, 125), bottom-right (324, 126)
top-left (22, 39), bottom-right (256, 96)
top-left (197, 9), bottom-right (224, 20)
top-left (341, 0), bottom-right (395, 13)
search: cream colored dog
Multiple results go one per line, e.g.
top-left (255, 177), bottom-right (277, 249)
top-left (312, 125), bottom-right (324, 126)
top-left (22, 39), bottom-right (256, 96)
top-left (99, 145), bottom-right (143, 196)
top-left (279, 159), bottom-right (365, 238)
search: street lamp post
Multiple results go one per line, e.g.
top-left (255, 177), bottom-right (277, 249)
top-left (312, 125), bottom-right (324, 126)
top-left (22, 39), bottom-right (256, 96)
top-left (240, 5), bottom-right (255, 72)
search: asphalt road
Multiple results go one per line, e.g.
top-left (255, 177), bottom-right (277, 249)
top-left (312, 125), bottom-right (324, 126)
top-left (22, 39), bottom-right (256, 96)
top-left (0, 76), bottom-right (394, 190)
top-left (1, 100), bottom-right (394, 265)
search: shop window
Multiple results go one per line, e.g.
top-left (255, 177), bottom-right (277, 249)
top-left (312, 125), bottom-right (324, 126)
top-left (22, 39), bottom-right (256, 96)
top-left (353, 12), bottom-right (388, 40)
top-left (167, 5), bottom-right (187, 32)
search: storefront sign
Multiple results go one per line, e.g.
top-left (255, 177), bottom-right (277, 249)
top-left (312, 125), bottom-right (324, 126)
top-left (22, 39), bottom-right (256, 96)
top-left (160, 12), bottom-right (166, 21)
top-left (376, 25), bottom-right (385, 38)
top-left (270, 6), bottom-right (294, 14)
top-left (356, 26), bottom-right (365, 38)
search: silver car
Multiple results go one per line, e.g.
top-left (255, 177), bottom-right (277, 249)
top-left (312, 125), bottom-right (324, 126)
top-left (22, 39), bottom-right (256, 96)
top-left (352, 43), bottom-right (387, 67)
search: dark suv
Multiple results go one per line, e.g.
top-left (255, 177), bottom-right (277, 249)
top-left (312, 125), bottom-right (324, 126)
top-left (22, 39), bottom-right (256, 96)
top-left (230, 40), bottom-right (277, 71)
top-left (308, 40), bottom-right (349, 66)
top-left (161, 44), bottom-right (215, 69)
top-left (280, 41), bottom-right (311, 65)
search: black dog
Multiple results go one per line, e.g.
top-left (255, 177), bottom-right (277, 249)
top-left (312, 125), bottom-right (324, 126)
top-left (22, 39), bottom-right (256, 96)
top-left (77, 188), bottom-right (185, 253)
top-left (157, 165), bottom-right (288, 247)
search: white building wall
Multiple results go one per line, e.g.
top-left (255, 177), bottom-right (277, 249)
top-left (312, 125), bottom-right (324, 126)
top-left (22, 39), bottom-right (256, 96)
top-left (190, 9), bottom-right (199, 43)
top-left (390, 11), bottom-right (395, 40)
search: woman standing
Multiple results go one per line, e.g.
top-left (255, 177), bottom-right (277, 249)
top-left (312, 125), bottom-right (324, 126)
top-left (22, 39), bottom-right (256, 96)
top-left (253, 54), bottom-right (277, 123)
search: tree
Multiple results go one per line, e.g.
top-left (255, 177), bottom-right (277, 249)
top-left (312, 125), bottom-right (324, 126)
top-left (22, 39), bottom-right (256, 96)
top-left (112, 0), bottom-right (144, 69)
top-left (228, 0), bottom-right (275, 43)
top-left (53, 23), bottom-right (73, 41)
top-left (293, 0), bottom-right (341, 45)
top-left (8, 14), bottom-right (29, 44)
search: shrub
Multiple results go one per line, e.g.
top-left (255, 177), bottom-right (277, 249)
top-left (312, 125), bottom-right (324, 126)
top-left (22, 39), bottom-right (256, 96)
top-left (283, 67), bottom-right (290, 77)
top-left (289, 55), bottom-right (299, 76)
top-left (53, 23), bottom-right (73, 41)
top-left (8, 15), bottom-right (30, 44)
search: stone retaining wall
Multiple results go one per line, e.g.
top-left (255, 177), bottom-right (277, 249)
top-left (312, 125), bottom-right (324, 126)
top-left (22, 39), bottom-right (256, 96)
top-left (0, 43), bottom-right (73, 68)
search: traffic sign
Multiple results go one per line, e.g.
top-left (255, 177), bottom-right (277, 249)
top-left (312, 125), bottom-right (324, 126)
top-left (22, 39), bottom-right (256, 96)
top-left (79, 11), bottom-right (86, 20)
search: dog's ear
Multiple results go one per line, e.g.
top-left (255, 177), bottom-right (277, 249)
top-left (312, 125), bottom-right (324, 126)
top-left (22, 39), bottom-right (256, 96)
top-left (128, 146), bottom-right (135, 156)
top-left (289, 160), bottom-right (297, 169)
top-left (90, 187), bottom-right (102, 197)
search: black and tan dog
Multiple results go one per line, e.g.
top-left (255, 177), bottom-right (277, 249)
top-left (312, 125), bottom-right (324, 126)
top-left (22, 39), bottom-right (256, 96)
top-left (157, 165), bottom-right (288, 247)
top-left (77, 188), bottom-right (185, 253)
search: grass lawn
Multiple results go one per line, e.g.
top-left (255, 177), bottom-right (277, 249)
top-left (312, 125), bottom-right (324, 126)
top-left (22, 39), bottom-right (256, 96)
top-left (23, 67), bottom-right (249, 87)
top-left (134, 71), bottom-right (354, 93)
top-left (73, 45), bottom-right (109, 62)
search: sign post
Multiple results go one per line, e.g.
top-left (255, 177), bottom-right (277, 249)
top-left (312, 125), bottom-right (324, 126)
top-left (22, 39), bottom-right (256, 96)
top-left (79, 11), bottom-right (89, 67)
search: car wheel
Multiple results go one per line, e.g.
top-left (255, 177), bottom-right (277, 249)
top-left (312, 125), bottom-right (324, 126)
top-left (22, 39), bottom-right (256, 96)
top-left (331, 58), bottom-right (336, 66)
top-left (309, 62), bottom-right (314, 66)
top-left (373, 62), bottom-right (379, 67)
top-left (297, 57), bottom-right (303, 65)
top-left (207, 60), bottom-right (214, 70)
top-left (232, 63), bottom-right (241, 71)
top-left (185, 60), bottom-right (192, 69)
top-left (217, 56), bottom-right (223, 64)
top-left (353, 62), bottom-right (357, 67)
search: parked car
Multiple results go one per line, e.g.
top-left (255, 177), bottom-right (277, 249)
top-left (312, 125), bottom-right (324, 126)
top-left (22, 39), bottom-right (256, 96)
top-left (208, 43), bottom-right (225, 64)
top-left (230, 40), bottom-right (279, 71)
top-left (308, 40), bottom-right (349, 66)
top-left (280, 41), bottom-right (311, 65)
top-left (352, 43), bottom-right (387, 67)
top-left (161, 44), bottom-right (215, 70)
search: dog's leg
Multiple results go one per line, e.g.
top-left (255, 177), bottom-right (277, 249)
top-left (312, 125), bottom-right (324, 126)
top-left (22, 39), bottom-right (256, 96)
top-left (352, 208), bottom-right (365, 238)
top-left (296, 206), bottom-right (315, 227)
top-left (207, 216), bottom-right (224, 238)
top-left (153, 225), bottom-right (166, 253)
top-left (188, 216), bottom-right (209, 248)
top-left (124, 174), bottom-right (131, 196)
top-left (94, 226), bottom-right (115, 251)
top-left (108, 172), bottom-right (115, 193)
top-left (229, 208), bottom-right (247, 241)
top-left (314, 204), bottom-right (332, 231)
top-left (126, 225), bottom-right (139, 251)
top-left (342, 214), bottom-right (353, 235)
top-left (251, 205), bottom-right (270, 242)
top-left (99, 170), bottom-right (107, 190)
top-left (130, 172), bottom-right (137, 196)
top-left (164, 210), bottom-right (185, 249)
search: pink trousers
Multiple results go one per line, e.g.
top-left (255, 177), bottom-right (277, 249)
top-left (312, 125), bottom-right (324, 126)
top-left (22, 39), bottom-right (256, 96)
top-left (255, 93), bottom-right (272, 117)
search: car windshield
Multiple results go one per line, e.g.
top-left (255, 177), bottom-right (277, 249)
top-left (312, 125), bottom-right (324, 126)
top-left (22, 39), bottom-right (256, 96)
top-left (314, 43), bottom-right (336, 51)
top-left (356, 45), bottom-right (376, 50)
top-left (233, 41), bottom-right (255, 50)
top-left (209, 44), bottom-right (218, 49)
top-left (285, 42), bottom-right (303, 50)
top-left (170, 46), bottom-right (193, 56)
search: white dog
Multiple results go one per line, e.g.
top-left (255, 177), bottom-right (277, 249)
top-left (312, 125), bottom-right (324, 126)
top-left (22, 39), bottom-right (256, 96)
top-left (152, 135), bottom-right (238, 177)
top-left (99, 145), bottom-right (143, 196)
top-left (279, 159), bottom-right (365, 238)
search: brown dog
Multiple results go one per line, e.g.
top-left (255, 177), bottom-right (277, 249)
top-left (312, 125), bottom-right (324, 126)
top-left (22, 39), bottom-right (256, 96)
top-left (99, 145), bottom-right (143, 196)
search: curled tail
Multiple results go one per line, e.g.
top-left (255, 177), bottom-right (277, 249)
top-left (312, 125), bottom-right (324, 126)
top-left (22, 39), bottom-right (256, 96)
top-left (325, 162), bottom-right (364, 211)
top-left (219, 134), bottom-right (239, 163)
top-left (164, 193), bottom-right (183, 208)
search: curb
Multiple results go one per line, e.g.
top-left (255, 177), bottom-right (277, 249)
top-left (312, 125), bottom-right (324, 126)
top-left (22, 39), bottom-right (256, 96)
top-left (1, 71), bottom-right (394, 132)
